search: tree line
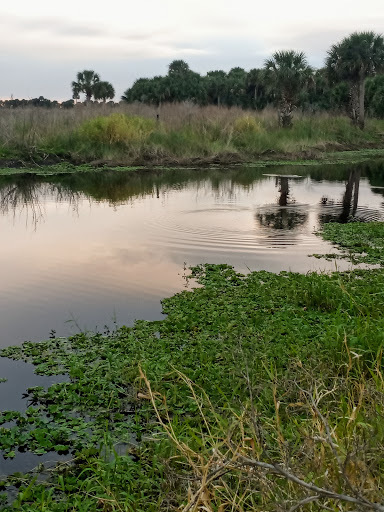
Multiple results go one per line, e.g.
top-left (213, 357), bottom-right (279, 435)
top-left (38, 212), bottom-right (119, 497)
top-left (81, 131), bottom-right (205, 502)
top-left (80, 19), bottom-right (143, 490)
top-left (0, 70), bottom-right (116, 109)
top-left (0, 97), bottom-right (76, 109)
top-left (2, 31), bottom-right (384, 130)
top-left (122, 31), bottom-right (384, 129)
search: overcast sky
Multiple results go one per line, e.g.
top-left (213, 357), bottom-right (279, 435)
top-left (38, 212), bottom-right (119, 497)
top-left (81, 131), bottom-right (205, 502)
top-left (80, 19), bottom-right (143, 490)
top-left (1, 0), bottom-right (383, 101)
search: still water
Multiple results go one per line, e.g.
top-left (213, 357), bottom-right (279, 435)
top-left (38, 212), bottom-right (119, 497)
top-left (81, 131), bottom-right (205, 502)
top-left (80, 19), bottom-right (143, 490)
top-left (1, 162), bottom-right (384, 349)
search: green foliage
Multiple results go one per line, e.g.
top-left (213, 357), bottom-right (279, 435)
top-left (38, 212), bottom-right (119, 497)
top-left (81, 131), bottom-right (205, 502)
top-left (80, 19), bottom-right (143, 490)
top-left (264, 50), bottom-right (313, 127)
top-left (321, 221), bottom-right (384, 265)
top-left (71, 70), bottom-right (100, 102)
top-left (264, 50), bottom-right (313, 102)
top-left (77, 114), bottom-right (156, 147)
top-left (1, 105), bottom-right (384, 166)
top-left (366, 74), bottom-right (384, 117)
top-left (326, 31), bottom-right (384, 84)
top-left (93, 81), bottom-right (115, 102)
top-left (326, 31), bottom-right (384, 127)
top-left (71, 70), bottom-right (115, 104)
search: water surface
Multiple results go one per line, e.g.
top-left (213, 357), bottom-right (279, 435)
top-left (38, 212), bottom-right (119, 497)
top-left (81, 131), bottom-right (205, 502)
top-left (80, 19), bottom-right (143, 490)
top-left (1, 162), bottom-right (384, 349)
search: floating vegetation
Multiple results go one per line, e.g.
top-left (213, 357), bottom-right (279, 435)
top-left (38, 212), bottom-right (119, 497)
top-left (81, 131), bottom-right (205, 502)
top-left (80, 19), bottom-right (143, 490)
top-left (320, 221), bottom-right (384, 265)
top-left (1, 148), bottom-right (384, 177)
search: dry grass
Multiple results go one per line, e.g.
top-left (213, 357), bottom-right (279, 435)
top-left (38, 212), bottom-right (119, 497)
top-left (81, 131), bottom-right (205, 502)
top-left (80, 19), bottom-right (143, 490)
top-left (1, 103), bottom-right (384, 163)
top-left (140, 349), bottom-right (384, 512)
top-left (0, 103), bottom-right (275, 147)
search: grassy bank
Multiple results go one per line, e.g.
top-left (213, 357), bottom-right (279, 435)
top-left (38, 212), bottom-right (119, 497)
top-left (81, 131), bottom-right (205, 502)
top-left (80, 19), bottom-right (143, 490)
top-left (0, 223), bottom-right (384, 510)
top-left (1, 104), bottom-right (384, 168)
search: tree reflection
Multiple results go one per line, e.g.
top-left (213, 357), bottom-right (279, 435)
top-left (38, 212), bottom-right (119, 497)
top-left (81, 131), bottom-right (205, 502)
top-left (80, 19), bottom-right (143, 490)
top-left (278, 176), bottom-right (289, 206)
top-left (341, 168), bottom-right (360, 221)
top-left (256, 176), bottom-right (308, 230)
top-left (256, 208), bottom-right (307, 230)
top-left (319, 168), bottom-right (361, 224)
top-left (0, 176), bottom-right (80, 230)
top-left (0, 168), bottom-right (268, 231)
top-left (0, 176), bottom-right (44, 228)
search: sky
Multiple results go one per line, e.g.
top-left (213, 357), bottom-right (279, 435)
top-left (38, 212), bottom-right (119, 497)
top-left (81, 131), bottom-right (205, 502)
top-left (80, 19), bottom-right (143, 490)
top-left (0, 0), bottom-right (383, 101)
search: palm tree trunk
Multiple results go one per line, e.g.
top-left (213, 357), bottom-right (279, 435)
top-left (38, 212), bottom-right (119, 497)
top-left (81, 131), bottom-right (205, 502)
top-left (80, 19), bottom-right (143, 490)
top-left (358, 78), bottom-right (365, 130)
top-left (279, 97), bottom-right (293, 128)
top-left (349, 84), bottom-right (359, 126)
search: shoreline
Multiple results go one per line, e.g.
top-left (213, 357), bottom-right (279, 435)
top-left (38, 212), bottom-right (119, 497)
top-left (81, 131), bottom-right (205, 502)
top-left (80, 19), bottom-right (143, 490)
top-left (1, 146), bottom-right (384, 176)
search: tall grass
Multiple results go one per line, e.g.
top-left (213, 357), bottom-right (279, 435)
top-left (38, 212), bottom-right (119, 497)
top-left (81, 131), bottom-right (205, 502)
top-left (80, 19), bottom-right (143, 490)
top-left (1, 103), bottom-right (384, 164)
top-left (141, 354), bottom-right (384, 512)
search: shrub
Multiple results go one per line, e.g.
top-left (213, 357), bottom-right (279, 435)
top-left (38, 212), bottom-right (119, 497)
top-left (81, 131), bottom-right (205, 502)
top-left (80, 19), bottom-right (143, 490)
top-left (232, 115), bottom-right (264, 135)
top-left (77, 114), bottom-right (156, 146)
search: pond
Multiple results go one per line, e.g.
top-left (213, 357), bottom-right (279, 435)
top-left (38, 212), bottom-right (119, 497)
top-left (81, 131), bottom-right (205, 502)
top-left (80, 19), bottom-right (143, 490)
top-left (1, 160), bottom-right (384, 476)
top-left (1, 162), bottom-right (384, 350)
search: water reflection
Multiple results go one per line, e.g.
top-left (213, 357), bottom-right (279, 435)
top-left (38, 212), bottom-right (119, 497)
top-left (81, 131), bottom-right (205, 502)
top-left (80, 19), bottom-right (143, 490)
top-left (256, 207), bottom-right (307, 230)
top-left (0, 175), bottom-right (81, 229)
top-left (318, 167), bottom-right (375, 224)
top-left (256, 175), bottom-right (308, 231)
top-left (1, 162), bottom-right (384, 348)
top-left (278, 176), bottom-right (289, 206)
top-left (0, 176), bottom-right (44, 228)
top-left (2, 162), bottom-right (384, 480)
top-left (0, 169), bottom-right (258, 228)
top-left (341, 168), bottom-right (361, 222)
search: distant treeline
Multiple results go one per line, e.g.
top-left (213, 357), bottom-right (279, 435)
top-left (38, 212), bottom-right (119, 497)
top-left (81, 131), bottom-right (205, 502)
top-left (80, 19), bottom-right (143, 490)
top-left (3, 70), bottom-right (383, 118)
top-left (122, 60), bottom-right (384, 118)
top-left (0, 97), bottom-right (111, 109)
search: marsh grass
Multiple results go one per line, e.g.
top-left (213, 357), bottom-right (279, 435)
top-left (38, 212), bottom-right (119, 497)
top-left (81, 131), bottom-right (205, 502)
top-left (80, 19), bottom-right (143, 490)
top-left (141, 356), bottom-right (384, 512)
top-left (1, 104), bottom-right (384, 164)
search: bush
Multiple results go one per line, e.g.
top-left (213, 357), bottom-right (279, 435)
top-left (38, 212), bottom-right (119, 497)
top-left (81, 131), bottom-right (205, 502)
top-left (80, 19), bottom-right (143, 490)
top-left (77, 114), bottom-right (156, 146)
top-left (232, 115), bottom-right (265, 135)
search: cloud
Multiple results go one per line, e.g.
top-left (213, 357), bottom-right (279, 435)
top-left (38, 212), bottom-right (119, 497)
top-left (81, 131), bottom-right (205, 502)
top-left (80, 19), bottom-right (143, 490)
top-left (270, 19), bottom-right (384, 67)
top-left (1, 1), bottom-right (384, 99)
top-left (7, 14), bottom-right (110, 38)
top-left (56, 25), bottom-right (107, 38)
top-left (119, 30), bottom-right (172, 42)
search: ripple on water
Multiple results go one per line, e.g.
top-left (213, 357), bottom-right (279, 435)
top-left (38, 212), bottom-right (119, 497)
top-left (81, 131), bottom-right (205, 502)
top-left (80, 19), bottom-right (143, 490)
top-left (145, 202), bottom-right (322, 254)
top-left (319, 203), bottom-right (384, 223)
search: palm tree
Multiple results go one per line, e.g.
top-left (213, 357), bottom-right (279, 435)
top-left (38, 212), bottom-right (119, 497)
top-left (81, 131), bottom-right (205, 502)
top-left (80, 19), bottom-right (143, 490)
top-left (264, 50), bottom-right (313, 128)
top-left (71, 70), bottom-right (100, 104)
top-left (93, 81), bottom-right (115, 103)
top-left (326, 31), bottom-right (384, 129)
top-left (168, 60), bottom-right (190, 76)
top-left (72, 86), bottom-right (80, 103)
top-left (166, 61), bottom-right (202, 103)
